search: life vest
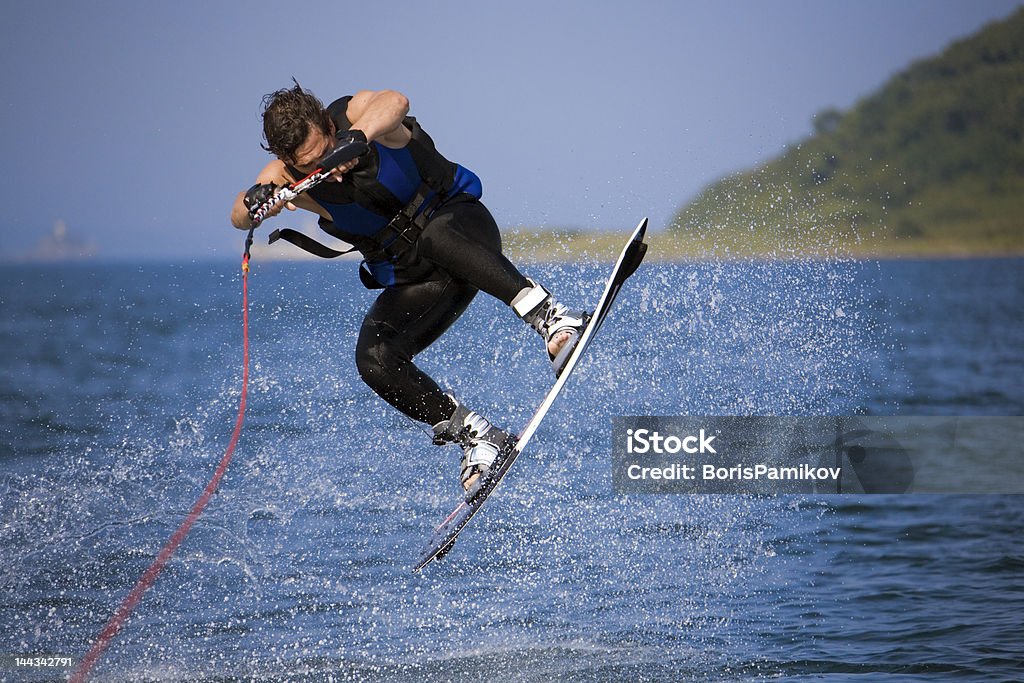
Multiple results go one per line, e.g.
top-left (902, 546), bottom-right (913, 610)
top-left (269, 96), bottom-right (482, 288)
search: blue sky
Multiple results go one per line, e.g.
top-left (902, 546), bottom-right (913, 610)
top-left (1, 0), bottom-right (1020, 260)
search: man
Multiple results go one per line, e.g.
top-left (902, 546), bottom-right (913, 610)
top-left (231, 84), bottom-right (585, 499)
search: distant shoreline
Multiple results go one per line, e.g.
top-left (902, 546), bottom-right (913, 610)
top-left (503, 228), bottom-right (1024, 263)
top-left (3, 228), bottom-right (1022, 265)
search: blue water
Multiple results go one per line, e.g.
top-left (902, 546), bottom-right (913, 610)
top-left (1, 256), bottom-right (1022, 681)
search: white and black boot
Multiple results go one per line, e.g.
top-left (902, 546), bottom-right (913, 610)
top-left (511, 279), bottom-right (589, 376)
top-left (433, 398), bottom-right (512, 500)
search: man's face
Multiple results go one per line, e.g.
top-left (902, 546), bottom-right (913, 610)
top-left (287, 123), bottom-right (335, 177)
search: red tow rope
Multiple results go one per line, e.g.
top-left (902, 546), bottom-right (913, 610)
top-left (71, 231), bottom-right (255, 682)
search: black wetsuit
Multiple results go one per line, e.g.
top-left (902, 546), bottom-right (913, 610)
top-left (293, 97), bottom-right (530, 425)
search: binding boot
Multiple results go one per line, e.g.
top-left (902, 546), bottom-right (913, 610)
top-left (433, 397), bottom-right (512, 500)
top-left (511, 279), bottom-right (589, 376)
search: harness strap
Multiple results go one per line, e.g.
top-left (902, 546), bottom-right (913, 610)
top-left (268, 228), bottom-right (358, 259)
top-left (369, 184), bottom-right (444, 260)
top-left (267, 181), bottom-right (443, 263)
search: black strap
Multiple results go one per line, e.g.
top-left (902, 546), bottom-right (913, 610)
top-left (369, 184), bottom-right (444, 258)
top-left (268, 228), bottom-right (358, 259)
top-left (404, 117), bottom-right (456, 194)
top-left (268, 182), bottom-right (444, 261)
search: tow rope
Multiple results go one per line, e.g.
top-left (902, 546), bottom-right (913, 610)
top-left (69, 230), bottom-right (255, 682)
top-left (71, 133), bottom-right (366, 681)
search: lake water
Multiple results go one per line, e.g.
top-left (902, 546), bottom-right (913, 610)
top-left (1, 255), bottom-right (1022, 681)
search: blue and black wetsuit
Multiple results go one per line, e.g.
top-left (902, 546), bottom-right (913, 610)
top-left (288, 97), bottom-right (531, 425)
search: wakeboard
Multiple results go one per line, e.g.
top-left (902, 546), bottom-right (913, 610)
top-left (413, 218), bottom-right (649, 571)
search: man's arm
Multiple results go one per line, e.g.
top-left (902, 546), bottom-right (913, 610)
top-left (230, 160), bottom-right (322, 230)
top-left (230, 88), bottom-right (412, 229)
top-left (345, 89), bottom-right (412, 148)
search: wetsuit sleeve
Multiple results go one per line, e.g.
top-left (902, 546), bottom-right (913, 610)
top-left (326, 96), bottom-right (354, 133)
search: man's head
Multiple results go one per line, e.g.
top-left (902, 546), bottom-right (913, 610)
top-left (260, 82), bottom-right (334, 165)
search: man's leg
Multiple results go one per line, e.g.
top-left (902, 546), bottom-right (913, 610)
top-left (354, 275), bottom-right (476, 425)
top-left (417, 196), bottom-right (528, 304)
top-left (418, 196), bottom-right (587, 368)
top-left (353, 272), bottom-right (512, 497)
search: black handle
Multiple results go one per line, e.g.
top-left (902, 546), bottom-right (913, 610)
top-left (319, 131), bottom-right (369, 171)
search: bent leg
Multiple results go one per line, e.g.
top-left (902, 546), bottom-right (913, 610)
top-left (417, 197), bottom-right (531, 305)
top-left (416, 196), bottom-right (585, 373)
top-left (354, 276), bottom-right (477, 425)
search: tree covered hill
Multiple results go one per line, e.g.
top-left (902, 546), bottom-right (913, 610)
top-left (671, 8), bottom-right (1024, 257)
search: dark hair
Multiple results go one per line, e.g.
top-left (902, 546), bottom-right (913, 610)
top-left (260, 80), bottom-right (333, 160)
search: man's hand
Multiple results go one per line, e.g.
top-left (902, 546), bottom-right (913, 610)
top-left (321, 130), bottom-right (369, 182)
top-left (231, 160), bottom-right (303, 230)
top-left (243, 183), bottom-right (278, 222)
top-left (242, 182), bottom-right (298, 226)
top-left (326, 157), bottom-right (360, 183)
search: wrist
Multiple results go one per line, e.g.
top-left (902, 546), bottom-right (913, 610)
top-left (232, 193), bottom-right (254, 229)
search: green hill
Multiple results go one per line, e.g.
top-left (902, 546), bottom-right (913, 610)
top-left (671, 8), bottom-right (1024, 258)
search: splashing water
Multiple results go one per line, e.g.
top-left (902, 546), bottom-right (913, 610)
top-left (2, 252), bottom-right (1021, 680)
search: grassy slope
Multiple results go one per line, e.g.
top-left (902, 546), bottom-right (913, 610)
top-left (662, 8), bottom-right (1024, 259)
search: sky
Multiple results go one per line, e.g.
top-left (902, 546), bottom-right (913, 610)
top-left (1, 0), bottom-right (1020, 260)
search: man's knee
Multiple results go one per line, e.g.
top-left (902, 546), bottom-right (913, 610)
top-left (355, 332), bottom-right (408, 390)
